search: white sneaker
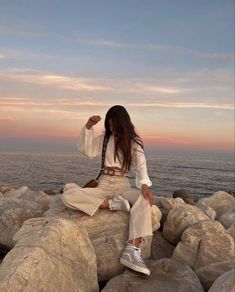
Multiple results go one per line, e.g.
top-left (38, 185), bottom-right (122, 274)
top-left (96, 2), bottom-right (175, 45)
top-left (120, 243), bottom-right (151, 275)
top-left (107, 195), bottom-right (131, 212)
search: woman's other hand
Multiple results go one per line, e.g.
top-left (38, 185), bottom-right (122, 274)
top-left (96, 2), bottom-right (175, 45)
top-left (141, 184), bottom-right (154, 206)
top-left (86, 115), bottom-right (101, 129)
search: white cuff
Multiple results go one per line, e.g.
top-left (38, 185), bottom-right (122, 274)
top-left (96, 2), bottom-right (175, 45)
top-left (136, 179), bottom-right (152, 189)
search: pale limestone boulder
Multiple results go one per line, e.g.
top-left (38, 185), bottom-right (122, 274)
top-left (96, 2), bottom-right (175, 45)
top-left (43, 195), bottom-right (161, 281)
top-left (196, 191), bottom-right (235, 218)
top-left (0, 217), bottom-right (99, 292)
top-left (0, 198), bottom-right (44, 248)
top-left (0, 186), bottom-right (53, 248)
top-left (151, 204), bottom-right (162, 231)
top-left (4, 186), bottom-right (52, 210)
top-left (159, 197), bottom-right (192, 230)
top-left (154, 196), bottom-right (172, 227)
top-left (217, 208), bottom-right (235, 229)
top-left (196, 200), bottom-right (216, 220)
top-left (150, 231), bottom-right (175, 260)
top-left (102, 258), bottom-right (204, 292)
top-left (163, 204), bottom-right (209, 244)
top-left (3, 185), bottom-right (28, 197)
top-left (154, 195), bottom-right (170, 208)
top-left (172, 220), bottom-right (235, 290)
top-left (208, 269), bottom-right (235, 292)
top-left (160, 197), bottom-right (185, 210)
top-left (160, 196), bottom-right (215, 231)
top-left (226, 223), bottom-right (235, 240)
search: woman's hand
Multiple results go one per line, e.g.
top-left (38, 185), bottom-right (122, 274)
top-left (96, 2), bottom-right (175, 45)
top-left (141, 184), bottom-right (154, 206)
top-left (86, 115), bottom-right (101, 129)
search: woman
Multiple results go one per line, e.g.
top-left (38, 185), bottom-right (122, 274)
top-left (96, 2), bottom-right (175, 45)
top-left (61, 105), bottom-right (154, 276)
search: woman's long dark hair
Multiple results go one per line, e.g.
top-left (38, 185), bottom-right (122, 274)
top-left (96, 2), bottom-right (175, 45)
top-left (104, 105), bottom-right (144, 173)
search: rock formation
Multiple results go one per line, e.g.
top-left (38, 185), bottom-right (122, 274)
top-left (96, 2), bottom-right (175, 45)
top-left (0, 183), bottom-right (234, 292)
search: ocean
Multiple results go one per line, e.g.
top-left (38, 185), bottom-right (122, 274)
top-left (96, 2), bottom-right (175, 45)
top-left (0, 151), bottom-right (234, 200)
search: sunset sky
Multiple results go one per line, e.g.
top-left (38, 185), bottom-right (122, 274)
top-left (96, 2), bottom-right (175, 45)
top-left (0, 0), bottom-right (234, 155)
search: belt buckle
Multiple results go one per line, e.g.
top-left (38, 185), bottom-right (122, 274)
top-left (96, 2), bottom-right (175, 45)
top-left (107, 168), bottom-right (115, 176)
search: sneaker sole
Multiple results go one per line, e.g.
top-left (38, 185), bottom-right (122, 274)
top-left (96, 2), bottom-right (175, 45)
top-left (117, 195), bottom-right (131, 212)
top-left (120, 258), bottom-right (151, 276)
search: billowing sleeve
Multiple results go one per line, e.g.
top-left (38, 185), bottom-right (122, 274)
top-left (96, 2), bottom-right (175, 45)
top-left (76, 125), bottom-right (104, 159)
top-left (131, 141), bottom-right (152, 189)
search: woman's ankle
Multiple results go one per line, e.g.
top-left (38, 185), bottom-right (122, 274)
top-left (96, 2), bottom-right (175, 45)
top-left (99, 200), bottom-right (109, 209)
top-left (128, 237), bottom-right (141, 247)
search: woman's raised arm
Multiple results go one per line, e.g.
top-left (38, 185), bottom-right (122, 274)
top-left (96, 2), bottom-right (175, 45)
top-left (76, 115), bottom-right (104, 159)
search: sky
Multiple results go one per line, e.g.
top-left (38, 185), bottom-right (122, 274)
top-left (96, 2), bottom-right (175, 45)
top-left (0, 0), bottom-right (234, 156)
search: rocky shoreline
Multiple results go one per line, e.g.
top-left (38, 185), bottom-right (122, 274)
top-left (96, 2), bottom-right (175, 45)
top-left (0, 183), bottom-right (234, 292)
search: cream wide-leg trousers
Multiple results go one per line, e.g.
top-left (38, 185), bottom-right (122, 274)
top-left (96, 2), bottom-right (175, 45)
top-left (60, 174), bottom-right (153, 241)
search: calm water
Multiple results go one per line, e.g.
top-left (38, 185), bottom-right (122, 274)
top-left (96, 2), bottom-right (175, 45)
top-left (0, 151), bottom-right (234, 200)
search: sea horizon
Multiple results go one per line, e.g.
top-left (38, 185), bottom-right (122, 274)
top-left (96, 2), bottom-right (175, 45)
top-left (1, 150), bottom-right (234, 200)
top-left (0, 148), bottom-right (234, 158)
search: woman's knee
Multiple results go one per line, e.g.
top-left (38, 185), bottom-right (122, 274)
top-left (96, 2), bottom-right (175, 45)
top-left (63, 182), bottom-right (80, 192)
top-left (119, 189), bottom-right (142, 204)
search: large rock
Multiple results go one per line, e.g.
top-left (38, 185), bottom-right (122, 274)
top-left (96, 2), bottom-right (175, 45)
top-left (0, 217), bottom-right (99, 292)
top-left (102, 258), bottom-right (204, 292)
top-left (154, 196), bottom-right (170, 208)
top-left (43, 195), bottom-right (161, 281)
top-left (226, 223), bottom-right (235, 240)
top-left (0, 186), bottom-right (53, 248)
top-left (0, 198), bottom-right (44, 248)
top-left (217, 208), bottom-right (235, 229)
top-left (162, 201), bottom-right (210, 244)
top-left (3, 186), bottom-right (28, 197)
top-left (150, 231), bottom-right (175, 260)
top-left (196, 200), bottom-right (216, 220)
top-left (151, 205), bottom-right (162, 231)
top-left (154, 196), bottom-right (173, 228)
top-left (160, 197), bottom-right (185, 210)
top-left (4, 186), bottom-right (52, 209)
top-left (159, 197), bottom-right (192, 230)
top-left (196, 191), bottom-right (235, 218)
top-left (172, 220), bottom-right (235, 290)
top-left (172, 189), bottom-right (196, 205)
top-left (208, 269), bottom-right (235, 292)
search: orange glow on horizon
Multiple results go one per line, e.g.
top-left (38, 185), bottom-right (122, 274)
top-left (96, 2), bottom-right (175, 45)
top-left (143, 134), bottom-right (234, 152)
top-left (0, 121), bottom-right (233, 153)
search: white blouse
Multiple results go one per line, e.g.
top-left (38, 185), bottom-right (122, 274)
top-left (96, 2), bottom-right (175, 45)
top-left (77, 125), bottom-right (152, 189)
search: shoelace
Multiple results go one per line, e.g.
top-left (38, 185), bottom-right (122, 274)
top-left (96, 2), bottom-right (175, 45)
top-left (133, 247), bottom-right (144, 264)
